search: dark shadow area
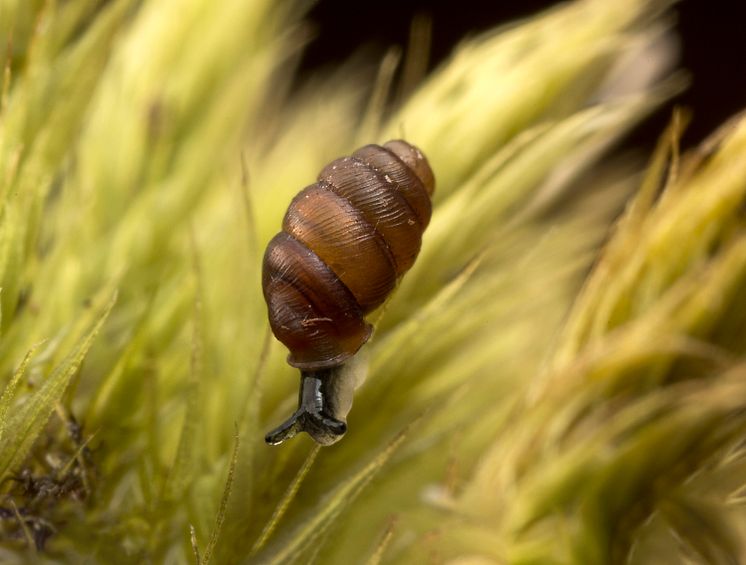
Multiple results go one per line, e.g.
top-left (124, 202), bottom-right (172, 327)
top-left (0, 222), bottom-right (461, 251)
top-left (297, 0), bottom-right (746, 149)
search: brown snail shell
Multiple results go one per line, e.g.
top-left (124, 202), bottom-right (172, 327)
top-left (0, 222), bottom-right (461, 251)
top-left (262, 139), bottom-right (435, 445)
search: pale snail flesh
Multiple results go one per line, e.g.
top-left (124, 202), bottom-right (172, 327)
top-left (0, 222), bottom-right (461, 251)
top-left (262, 140), bottom-right (435, 445)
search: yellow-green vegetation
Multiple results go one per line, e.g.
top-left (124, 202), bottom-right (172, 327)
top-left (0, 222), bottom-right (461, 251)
top-left (0, 0), bottom-right (744, 563)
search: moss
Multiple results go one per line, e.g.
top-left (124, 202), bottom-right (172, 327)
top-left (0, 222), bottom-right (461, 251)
top-left (1, 0), bottom-right (745, 563)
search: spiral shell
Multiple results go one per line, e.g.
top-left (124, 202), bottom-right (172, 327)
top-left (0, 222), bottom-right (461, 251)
top-left (262, 139), bottom-right (435, 371)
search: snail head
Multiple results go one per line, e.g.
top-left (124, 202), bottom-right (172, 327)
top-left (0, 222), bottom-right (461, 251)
top-left (265, 369), bottom-right (349, 446)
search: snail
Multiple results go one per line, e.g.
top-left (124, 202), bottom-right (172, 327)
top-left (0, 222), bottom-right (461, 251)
top-left (262, 140), bottom-right (435, 446)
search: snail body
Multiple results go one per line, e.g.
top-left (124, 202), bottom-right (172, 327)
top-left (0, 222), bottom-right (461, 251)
top-left (263, 140), bottom-right (435, 445)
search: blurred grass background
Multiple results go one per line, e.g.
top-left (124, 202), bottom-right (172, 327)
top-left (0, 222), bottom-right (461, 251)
top-left (1, 0), bottom-right (745, 563)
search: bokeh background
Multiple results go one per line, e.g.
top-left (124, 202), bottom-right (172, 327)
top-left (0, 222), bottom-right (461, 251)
top-left (3, 0), bottom-right (746, 562)
top-left (301, 0), bottom-right (744, 148)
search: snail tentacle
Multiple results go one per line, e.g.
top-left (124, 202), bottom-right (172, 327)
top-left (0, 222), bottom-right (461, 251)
top-left (265, 370), bottom-right (348, 446)
top-left (262, 140), bottom-right (435, 445)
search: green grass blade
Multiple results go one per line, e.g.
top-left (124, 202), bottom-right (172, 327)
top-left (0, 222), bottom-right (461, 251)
top-left (0, 290), bottom-right (116, 478)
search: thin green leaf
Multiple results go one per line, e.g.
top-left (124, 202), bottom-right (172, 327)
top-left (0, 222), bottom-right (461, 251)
top-left (0, 340), bottom-right (44, 444)
top-left (252, 425), bottom-right (411, 565)
top-left (201, 427), bottom-right (240, 565)
top-left (162, 245), bottom-right (204, 502)
top-left (0, 291), bottom-right (116, 478)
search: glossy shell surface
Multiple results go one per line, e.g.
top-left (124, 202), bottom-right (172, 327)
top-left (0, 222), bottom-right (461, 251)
top-left (262, 140), bottom-right (435, 370)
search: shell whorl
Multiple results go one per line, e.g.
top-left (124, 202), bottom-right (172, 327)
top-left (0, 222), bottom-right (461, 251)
top-left (262, 140), bottom-right (435, 370)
